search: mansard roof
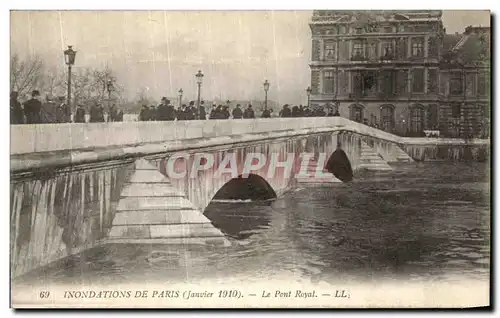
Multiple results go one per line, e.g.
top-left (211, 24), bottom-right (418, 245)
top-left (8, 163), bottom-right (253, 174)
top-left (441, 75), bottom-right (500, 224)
top-left (311, 10), bottom-right (442, 24)
top-left (442, 27), bottom-right (490, 66)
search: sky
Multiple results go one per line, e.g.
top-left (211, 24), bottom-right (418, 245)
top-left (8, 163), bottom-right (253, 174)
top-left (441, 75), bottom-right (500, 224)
top-left (10, 10), bottom-right (491, 105)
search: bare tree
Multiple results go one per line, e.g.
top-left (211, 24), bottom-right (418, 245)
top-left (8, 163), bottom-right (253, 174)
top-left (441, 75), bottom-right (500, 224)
top-left (39, 67), bottom-right (65, 99)
top-left (10, 53), bottom-right (44, 98)
top-left (57, 66), bottom-right (123, 108)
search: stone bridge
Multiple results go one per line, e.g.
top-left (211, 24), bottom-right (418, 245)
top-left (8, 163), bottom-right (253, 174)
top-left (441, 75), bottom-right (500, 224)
top-left (10, 117), bottom-right (489, 278)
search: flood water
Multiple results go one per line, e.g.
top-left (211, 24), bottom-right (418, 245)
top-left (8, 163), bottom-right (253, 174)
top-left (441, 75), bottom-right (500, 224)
top-left (16, 162), bottom-right (490, 287)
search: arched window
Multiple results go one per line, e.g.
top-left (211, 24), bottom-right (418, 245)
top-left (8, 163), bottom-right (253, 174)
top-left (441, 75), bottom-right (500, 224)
top-left (349, 104), bottom-right (364, 123)
top-left (380, 104), bottom-right (395, 132)
top-left (410, 105), bottom-right (424, 133)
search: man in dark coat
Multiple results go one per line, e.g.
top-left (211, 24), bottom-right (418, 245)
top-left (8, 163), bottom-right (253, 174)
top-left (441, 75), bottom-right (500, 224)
top-left (243, 105), bottom-right (255, 119)
top-left (55, 96), bottom-right (70, 123)
top-left (90, 102), bottom-right (105, 122)
top-left (166, 102), bottom-right (176, 121)
top-left (156, 97), bottom-right (169, 121)
top-left (116, 109), bottom-right (124, 122)
top-left (108, 104), bottom-right (118, 122)
top-left (261, 108), bottom-right (271, 118)
top-left (209, 104), bottom-right (217, 119)
top-left (314, 107), bottom-right (326, 117)
top-left (279, 104), bottom-right (292, 118)
top-left (23, 90), bottom-right (42, 124)
top-left (199, 101), bottom-right (207, 120)
top-left (186, 101), bottom-right (196, 120)
top-left (177, 105), bottom-right (186, 120)
top-left (214, 105), bottom-right (225, 119)
top-left (74, 105), bottom-right (86, 123)
top-left (291, 105), bottom-right (300, 117)
top-left (149, 105), bottom-right (157, 121)
top-left (232, 104), bottom-right (243, 119)
top-left (302, 106), bottom-right (312, 117)
top-left (10, 91), bottom-right (24, 124)
top-left (222, 105), bottom-right (230, 119)
top-left (139, 105), bottom-right (150, 121)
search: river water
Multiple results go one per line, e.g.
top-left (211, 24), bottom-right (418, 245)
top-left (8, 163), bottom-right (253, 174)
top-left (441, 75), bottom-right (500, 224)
top-left (16, 162), bottom-right (490, 287)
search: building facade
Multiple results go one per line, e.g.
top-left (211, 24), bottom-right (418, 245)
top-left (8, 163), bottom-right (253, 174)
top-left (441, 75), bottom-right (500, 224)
top-left (309, 10), bottom-right (490, 138)
top-left (439, 26), bottom-right (490, 138)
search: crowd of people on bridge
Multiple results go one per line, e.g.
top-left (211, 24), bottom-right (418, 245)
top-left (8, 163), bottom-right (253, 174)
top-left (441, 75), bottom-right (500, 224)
top-left (137, 97), bottom-right (341, 122)
top-left (10, 90), bottom-right (124, 124)
top-left (11, 90), bottom-right (342, 125)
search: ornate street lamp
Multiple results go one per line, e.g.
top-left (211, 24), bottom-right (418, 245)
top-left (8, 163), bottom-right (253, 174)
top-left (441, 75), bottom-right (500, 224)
top-left (263, 80), bottom-right (270, 110)
top-left (63, 45), bottom-right (77, 114)
top-left (106, 79), bottom-right (114, 109)
top-left (178, 88), bottom-right (183, 107)
top-left (306, 86), bottom-right (312, 108)
top-left (195, 70), bottom-right (204, 119)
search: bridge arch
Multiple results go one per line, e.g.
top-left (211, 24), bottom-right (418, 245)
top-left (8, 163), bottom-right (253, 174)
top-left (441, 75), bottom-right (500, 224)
top-left (210, 174), bottom-right (277, 203)
top-left (325, 144), bottom-right (354, 182)
top-left (203, 174), bottom-right (276, 239)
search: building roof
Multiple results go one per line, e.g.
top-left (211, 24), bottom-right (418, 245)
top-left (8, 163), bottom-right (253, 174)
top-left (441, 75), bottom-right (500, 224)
top-left (442, 27), bottom-right (490, 65)
top-left (442, 34), bottom-right (463, 52)
top-left (311, 10), bottom-right (442, 23)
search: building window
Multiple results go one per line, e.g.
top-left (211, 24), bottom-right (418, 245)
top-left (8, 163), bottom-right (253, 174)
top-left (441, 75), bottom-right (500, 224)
top-left (352, 71), bottom-right (377, 96)
top-left (410, 105), bottom-right (424, 133)
top-left (397, 69), bottom-right (408, 93)
top-left (352, 42), bottom-right (365, 59)
top-left (381, 42), bottom-right (394, 58)
top-left (396, 37), bottom-right (407, 60)
top-left (380, 105), bottom-right (395, 132)
top-left (428, 37), bottom-right (439, 58)
top-left (339, 25), bottom-right (346, 34)
top-left (427, 104), bottom-right (439, 130)
top-left (450, 71), bottom-right (463, 95)
top-left (380, 70), bottom-right (396, 95)
top-left (368, 42), bottom-right (377, 60)
top-left (324, 42), bottom-right (336, 60)
top-left (411, 38), bottom-right (424, 57)
top-left (411, 69), bottom-right (425, 93)
top-left (363, 71), bottom-right (377, 95)
top-left (349, 104), bottom-right (364, 123)
top-left (466, 72), bottom-right (476, 96)
top-left (323, 70), bottom-right (335, 94)
top-left (428, 68), bottom-right (438, 93)
top-left (477, 71), bottom-right (489, 96)
top-left (451, 103), bottom-right (461, 118)
top-left (338, 70), bottom-right (348, 94)
top-left (384, 26), bottom-right (392, 33)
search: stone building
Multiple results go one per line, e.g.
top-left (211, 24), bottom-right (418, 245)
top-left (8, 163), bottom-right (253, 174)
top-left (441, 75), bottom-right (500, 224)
top-left (308, 10), bottom-right (490, 137)
top-left (439, 26), bottom-right (490, 138)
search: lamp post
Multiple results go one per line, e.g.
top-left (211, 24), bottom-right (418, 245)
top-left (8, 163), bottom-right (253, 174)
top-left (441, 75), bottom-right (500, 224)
top-left (263, 80), bottom-right (270, 110)
top-left (63, 45), bottom-right (77, 113)
top-left (195, 70), bottom-right (204, 118)
top-left (306, 86), bottom-right (312, 108)
top-left (178, 88), bottom-right (183, 107)
top-left (106, 79), bottom-right (113, 109)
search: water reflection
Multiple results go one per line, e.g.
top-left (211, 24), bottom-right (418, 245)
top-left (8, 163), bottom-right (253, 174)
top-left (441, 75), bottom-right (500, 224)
top-left (205, 202), bottom-right (273, 239)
